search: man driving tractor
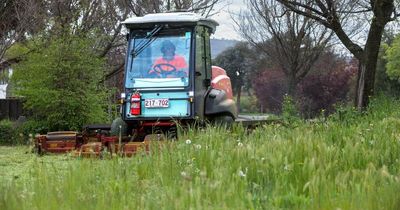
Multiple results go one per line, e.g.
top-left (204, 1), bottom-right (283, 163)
top-left (148, 40), bottom-right (188, 78)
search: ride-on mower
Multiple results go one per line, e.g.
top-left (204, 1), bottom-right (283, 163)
top-left (35, 12), bottom-right (269, 156)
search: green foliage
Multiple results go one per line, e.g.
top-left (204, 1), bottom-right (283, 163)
top-left (238, 94), bottom-right (259, 113)
top-left (4, 42), bottom-right (31, 60)
top-left (375, 41), bottom-right (400, 95)
top-left (282, 94), bottom-right (299, 123)
top-left (11, 35), bottom-right (108, 131)
top-left (18, 120), bottom-right (48, 136)
top-left (0, 120), bottom-right (26, 145)
top-left (2, 96), bottom-right (400, 209)
top-left (385, 35), bottom-right (400, 81)
top-left (0, 120), bottom-right (15, 145)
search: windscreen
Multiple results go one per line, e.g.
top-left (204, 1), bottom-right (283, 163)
top-left (125, 29), bottom-right (192, 88)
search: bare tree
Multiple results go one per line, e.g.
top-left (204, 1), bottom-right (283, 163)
top-left (236, 0), bottom-right (332, 96)
top-left (123, 0), bottom-right (220, 17)
top-left (0, 0), bottom-right (44, 69)
top-left (276, 0), bottom-right (397, 110)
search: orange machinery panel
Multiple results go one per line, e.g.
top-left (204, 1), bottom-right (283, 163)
top-left (211, 66), bottom-right (233, 99)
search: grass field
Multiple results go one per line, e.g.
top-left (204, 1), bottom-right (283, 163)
top-left (1, 97), bottom-right (400, 210)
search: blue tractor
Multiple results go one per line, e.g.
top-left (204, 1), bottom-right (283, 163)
top-left (114, 12), bottom-right (238, 140)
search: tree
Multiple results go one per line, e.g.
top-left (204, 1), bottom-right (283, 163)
top-left (236, 0), bottom-right (332, 96)
top-left (276, 0), bottom-right (397, 110)
top-left (11, 35), bottom-right (108, 131)
top-left (373, 31), bottom-right (400, 95)
top-left (213, 42), bottom-right (254, 110)
top-left (253, 67), bottom-right (287, 114)
top-left (252, 50), bottom-right (353, 115)
top-left (0, 0), bottom-right (44, 69)
top-left (123, 0), bottom-right (219, 16)
top-left (385, 34), bottom-right (400, 81)
top-left (296, 55), bottom-right (356, 118)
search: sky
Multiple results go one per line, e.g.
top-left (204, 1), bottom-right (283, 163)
top-left (0, 84), bottom-right (7, 99)
top-left (210, 0), bottom-right (244, 40)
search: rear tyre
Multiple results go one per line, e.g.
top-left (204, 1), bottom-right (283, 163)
top-left (110, 118), bottom-right (128, 136)
top-left (213, 115), bottom-right (234, 127)
top-left (166, 126), bottom-right (178, 140)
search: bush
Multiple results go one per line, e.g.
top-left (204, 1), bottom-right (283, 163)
top-left (0, 120), bottom-right (15, 145)
top-left (282, 95), bottom-right (300, 123)
top-left (375, 42), bottom-right (400, 96)
top-left (18, 120), bottom-right (48, 136)
top-left (0, 120), bottom-right (29, 145)
top-left (252, 69), bottom-right (287, 114)
top-left (238, 94), bottom-right (259, 113)
top-left (295, 65), bottom-right (356, 118)
top-left (11, 35), bottom-right (109, 131)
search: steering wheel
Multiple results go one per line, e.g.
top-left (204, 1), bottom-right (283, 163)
top-left (153, 63), bottom-right (177, 76)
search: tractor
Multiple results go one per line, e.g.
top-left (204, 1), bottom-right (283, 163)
top-left (35, 12), bottom-right (266, 156)
top-left (114, 12), bottom-right (237, 139)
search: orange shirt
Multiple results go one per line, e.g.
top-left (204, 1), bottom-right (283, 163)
top-left (150, 55), bottom-right (188, 74)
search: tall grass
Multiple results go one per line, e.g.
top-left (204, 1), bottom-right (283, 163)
top-left (1, 96), bottom-right (400, 210)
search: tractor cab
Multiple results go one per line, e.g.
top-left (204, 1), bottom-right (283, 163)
top-left (121, 12), bottom-right (237, 134)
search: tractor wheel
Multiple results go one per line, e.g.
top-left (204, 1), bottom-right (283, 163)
top-left (110, 117), bottom-right (128, 136)
top-left (213, 115), bottom-right (234, 127)
top-left (167, 126), bottom-right (178, 140)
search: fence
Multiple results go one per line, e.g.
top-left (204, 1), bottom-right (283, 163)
top-left (0, 99), bottom-right (23, 120)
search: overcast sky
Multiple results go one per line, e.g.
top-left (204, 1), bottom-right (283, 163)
top-left (211, 0), bottom-right (244, 40)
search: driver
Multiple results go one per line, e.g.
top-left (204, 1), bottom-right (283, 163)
top-left (149, 40), bottom-right (188, 78)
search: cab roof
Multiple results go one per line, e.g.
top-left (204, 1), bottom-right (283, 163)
top-left (122, 12), bottom-right (219, 33)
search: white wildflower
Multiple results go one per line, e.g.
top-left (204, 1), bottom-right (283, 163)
top-left (186, 139), bottom-right (192, 144)
top-left (194, 144), bottom-right (202, 150)
top-left (237, 142), bottom-right (243, 147)
top-left (238, 170), bottom-right (246, 177)
top-left (181, 171), bottom-right (187, 177)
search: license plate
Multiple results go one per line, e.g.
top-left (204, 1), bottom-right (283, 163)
top-left (144, 99), bottom-right (169, 108)
top-left (49, 143), bottom-right (58, 148)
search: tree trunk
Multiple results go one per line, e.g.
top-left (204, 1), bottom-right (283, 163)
top-left (287, 74), bottom-right (297, 97)
top-left (355, 18), bottom-right (386, 110)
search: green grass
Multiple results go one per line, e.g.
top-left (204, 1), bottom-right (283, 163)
top-left (1, 96), bottom-right (400, 210)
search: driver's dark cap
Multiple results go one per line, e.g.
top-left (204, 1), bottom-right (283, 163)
top-left (161, 40), bottom-right (176, 53)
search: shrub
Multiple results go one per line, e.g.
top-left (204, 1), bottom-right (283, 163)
top-left (0, 120), bottom-right (14, 145)
top-left (18, 120), bottom-right (48, 136)
top-left (238, 94), bottom-right (259, 113)
top-left (295, 64), bottom-right (357, 118)
top-left (11, 35), bottom-right (108, 131)
top-left (0, 120), bottom-right (28, 145)
top-left (282, 95), bottom-right (299, 122)
top-left (252, 69), bottom-right (287, 114)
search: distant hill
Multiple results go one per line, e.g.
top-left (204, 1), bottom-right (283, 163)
top-left (211, 39), bottom-right (239, 58)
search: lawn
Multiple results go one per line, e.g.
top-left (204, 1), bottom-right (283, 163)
top-left (1, 97), bottom-right (400, 210)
